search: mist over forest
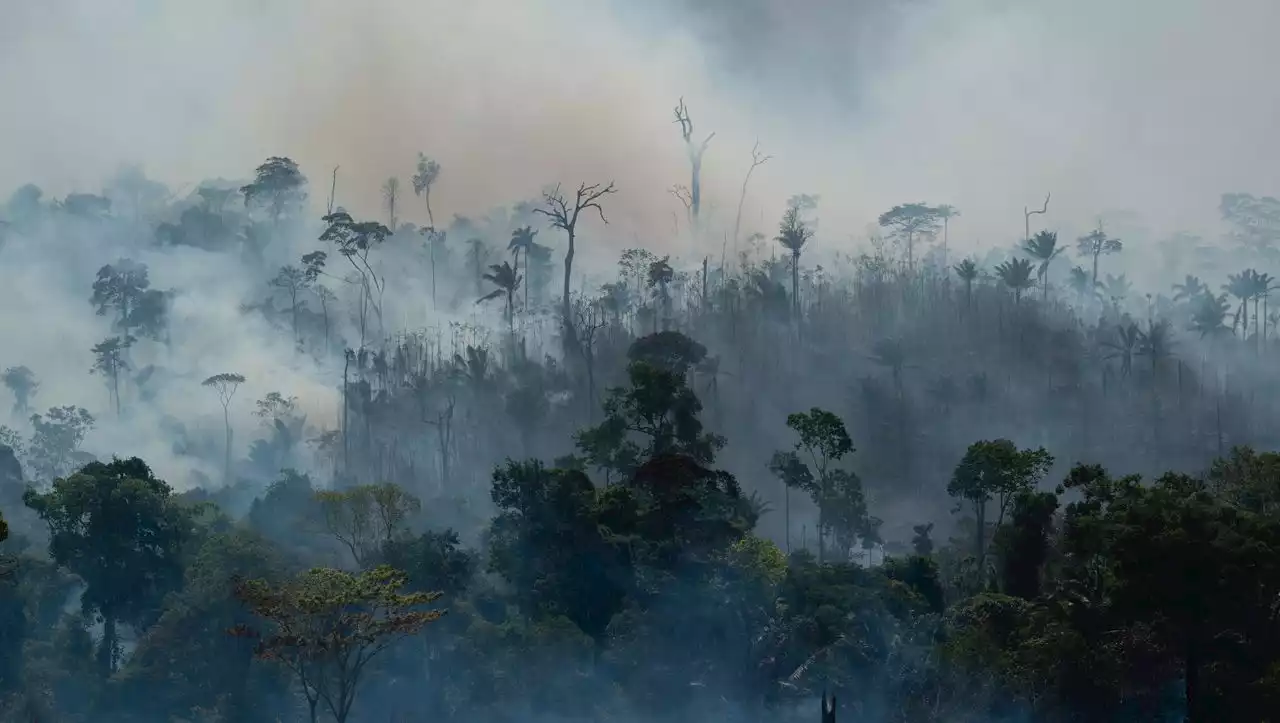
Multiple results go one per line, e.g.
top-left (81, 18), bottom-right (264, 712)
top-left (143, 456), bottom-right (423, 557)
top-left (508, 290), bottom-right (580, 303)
top-left (1, 0), bottom-right (1279, 721)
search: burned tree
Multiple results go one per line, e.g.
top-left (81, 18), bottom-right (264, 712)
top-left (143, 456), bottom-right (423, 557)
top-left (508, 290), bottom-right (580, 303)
top-left (732, 140), bottom-right (772, 254)
top-left (535, 181), bottom-right (617, 349)
top-left (673, 98), bottom-right (714, 228)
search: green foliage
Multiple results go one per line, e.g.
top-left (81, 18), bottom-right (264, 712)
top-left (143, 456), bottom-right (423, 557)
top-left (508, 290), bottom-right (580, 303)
top-left (311, 482), bottom-right (421, 567)
top-left (232, 565), bottom-right (444, 723)
top-left (23, 457), bottom-right (192, 673)
top-left (575, 360), bottom-right (724, 479)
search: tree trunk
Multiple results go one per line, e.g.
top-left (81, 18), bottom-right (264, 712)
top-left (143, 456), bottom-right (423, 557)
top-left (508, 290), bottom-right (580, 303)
top-left (223, 405), bottom-right (232, 484)
top-left (562, 231), bottom-right (578, 349)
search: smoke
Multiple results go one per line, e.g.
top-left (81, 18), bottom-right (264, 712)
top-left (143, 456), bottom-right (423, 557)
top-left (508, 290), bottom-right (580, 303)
top-left (1, 0), bottom-right (1277, 486)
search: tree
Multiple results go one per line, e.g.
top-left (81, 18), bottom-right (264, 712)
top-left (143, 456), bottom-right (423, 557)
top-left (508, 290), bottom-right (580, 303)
top-left (508, 225), bottom-right (538, 313)
top-left (576, 355), bottom-right (724, 482)
top-left (269, 265), bottom-right (312, 346)
top-left (411, 153), bottom-right (441, 228)
top-left (1172, 275), bottom-right (1208, 303)
top-left (203, 373), bottom-right (246, 484)
top-left (240, 156), bottom-right (307, 226)
top-left (936, 204), bottom-right (961, 267)
top-left (23, 457), bottom-right (192, 675)
top-left (769, 408), bottom-right (874, 562)
top-left (732, 141), bottom-right (772, 252)
top-left (946, 439), bottom-right (1053, 586)
top-left (1022, 230), bottom-right (1064, 303)
top-left (878, 203), bottom-right (942, 271)
top-left (992, 490), bottom-right (1059, 599)
top-left (1, 366), bottom-right (37, 416)
top-left (776, 199), bottom-right (815, 323)
top-left (673, 97), bottom-right (715, 227)
top-left (953, 259), bottom-right (980, 310)
top-left (647, 255), bottom-right (675, 331)
top-left (1189, 292), bottom-right (1232, 338)
top-left (231, 565), bottom-right (444, 723)
top-left (1076, 226), bottom-right (1123, 293)
top-left (320, 211), bottom-right (392, 343)
top-left (90, 336), bottom-right (134, 417)
top-left (312, 483), bottom-right (421, 567)
top-left (995, 257), bottom-right (1035, 304)
top-left (91, 258), bottom-right (150, 338)
top-left (535, 181), bottom-right (617, 349)
top-left (26, 406), bottom-right (94, 482)
top-left (477, 261), bottom-right (521, 338)
top-left (1067, 265), bottom-right (1095, 308)
top-left (381, 177), bottom-right (400, 229)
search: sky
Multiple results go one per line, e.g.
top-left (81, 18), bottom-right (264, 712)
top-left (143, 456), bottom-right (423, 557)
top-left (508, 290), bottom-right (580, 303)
top-left (1, 0), bottom-right (1277, 258)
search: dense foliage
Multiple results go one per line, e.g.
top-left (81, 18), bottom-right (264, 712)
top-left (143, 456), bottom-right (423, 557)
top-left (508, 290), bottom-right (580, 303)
top-left (3, 155), bottom-right (1280, 722)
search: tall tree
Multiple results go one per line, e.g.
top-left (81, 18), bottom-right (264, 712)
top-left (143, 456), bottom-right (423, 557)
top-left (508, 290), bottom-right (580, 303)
top-left (320, 211), bottom-right (392, 344)
top-left (776, 199), bottom-right (816, 323)
top-left (995, 258), bottom-right (1036, 304)
top-left (232, 566), bottom-right (444, 723)
top-left (477, 261), bottom-right (521, 339)
top-left (90, 336), bottom-right (134, 418)
top-left (269, 265), bottom-right (312, 347)
top-left (673, 97), bottom-right (715, 228)
top-left (1022, 230), bottom-right (1064, 302)
top-left (91, 258), bottom-right (150, 338)
top-left (381, 177), bottom-right (400, 230)
top-left (732, 141), bottom-right (772, 254)
top-left (1077, 226), bottom-right (1123, 293)
top-left (240, 157), bottom-right (307, 227)
top-left (946, 439), bottom-right (1053, 587)
top-left (23, 457), bottom-right (192, 675)
top-left (936, 204), bottom-right (961, 268)
top-left (508, 226), bottom-right (538, 313)
top-left (411, 154), bottom-right (441, 228)
top-left (535, 181), bottom-right (617, 349)
top-left (878, 203), bottom-right (942, 272)
top-left (953, 259), bottom-right (980, 310)
top-left (202, 373), bottom-right (246, 484)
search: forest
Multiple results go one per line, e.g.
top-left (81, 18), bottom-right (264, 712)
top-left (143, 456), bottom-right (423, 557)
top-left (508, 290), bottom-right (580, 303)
top-left (1, 137), bottom-right (1279, 723)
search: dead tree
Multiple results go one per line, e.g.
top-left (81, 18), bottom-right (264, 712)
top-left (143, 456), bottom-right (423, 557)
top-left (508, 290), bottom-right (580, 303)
top-left (732, 140), bottom-right (772, 257)
top-left (673, 98), bottom-right (714, 228)
top-left (534, 181), bottom-right (617, 350)
top-left (1024, 192), bottom-right (1051, 242)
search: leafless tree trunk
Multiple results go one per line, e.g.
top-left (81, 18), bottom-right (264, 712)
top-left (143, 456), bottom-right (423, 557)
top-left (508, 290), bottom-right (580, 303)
top-left (674, 98), bottom-right (714, 229)
top-left (535, 181), bottom-right (617, 351)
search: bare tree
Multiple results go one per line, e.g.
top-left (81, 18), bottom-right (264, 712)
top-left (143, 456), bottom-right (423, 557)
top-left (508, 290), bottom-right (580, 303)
top-left (673, 98), bottom-right (714, 228)
top-left (411, 154), bottom-right (441, 229)
top-left (534, 181), bottom-right (617, 349)
top-left (381, 177), bottom-right (401, 230)
top-left (203, 373), bottom-right (246, 484)
top-left (327, 166), bottom-right (339, 215)
top-left (1024, 193), bottom-right (1051, 243)
top-left (732, 141), bottom-right (772, 260)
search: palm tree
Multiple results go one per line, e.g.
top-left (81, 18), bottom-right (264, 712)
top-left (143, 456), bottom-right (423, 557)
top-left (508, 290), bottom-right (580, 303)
top-left (1022, 230), bottom-right (1064, 302)
top-left (508, 226), bottom-right (538, 313)
top-left (775, 202), bottom-right (815, 322)
top-left (1223, 271), bottom-right (1253, 339)
top-left (477, 261), bottom-right (521, 337)
top-left (1067, 266), bottom-right (1096, 308)
top-left (953, 259), bottom-right (979, 309)
top-left (1188, 292), bottom-right (1232, 339)
top-left (1172, 275), bottom-right (1207, 303)
top-left (1249, 270), bottom-right (1274, 349)
top-left (1102, 323), bottom-right (1141, 379)
top-left (995, 258), bottom-right (1036, 304)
